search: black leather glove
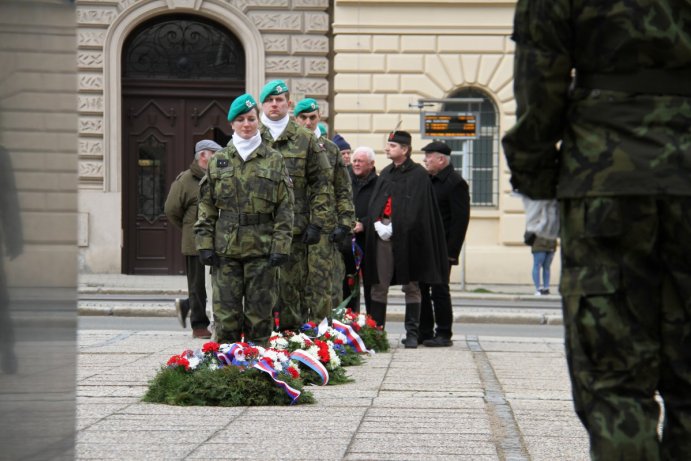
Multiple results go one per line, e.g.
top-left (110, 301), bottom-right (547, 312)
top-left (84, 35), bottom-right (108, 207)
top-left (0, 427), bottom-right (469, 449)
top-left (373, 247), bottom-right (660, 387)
top-left (268, 253), bottom-right (290, 267)
top-left (199, 249), bottom-right (219, 267)
top-left (329, 225), bottom-right (350, 244)
top-left (339, 233), bottom-right (354, 253)
top-left (301, 223), bottom-right (322, 245)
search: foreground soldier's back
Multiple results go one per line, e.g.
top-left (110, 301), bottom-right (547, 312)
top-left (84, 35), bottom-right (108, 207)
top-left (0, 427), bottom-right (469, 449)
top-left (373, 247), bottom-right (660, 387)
top-left (502, 1), bottom-right (691, 460)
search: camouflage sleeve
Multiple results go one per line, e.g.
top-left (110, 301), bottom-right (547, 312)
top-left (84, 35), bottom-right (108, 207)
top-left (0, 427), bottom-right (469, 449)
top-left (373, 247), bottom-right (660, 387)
top-left (333, 151), bottom-right (355, 229)
top-left (163, 179), bottom-right (184, 229)
top-left (193, 173), bottom-right (217, 251)
top-left (501, 0), bottom-right (573, 199)
top-left (271, 162), bottom-right (295, 255)
top-left (304, 132), bottom-right (332, 229)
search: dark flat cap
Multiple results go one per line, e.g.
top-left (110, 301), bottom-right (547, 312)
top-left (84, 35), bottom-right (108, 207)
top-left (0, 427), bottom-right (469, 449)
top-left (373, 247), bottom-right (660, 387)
top-left (421, 141), bottom-right (451, 156)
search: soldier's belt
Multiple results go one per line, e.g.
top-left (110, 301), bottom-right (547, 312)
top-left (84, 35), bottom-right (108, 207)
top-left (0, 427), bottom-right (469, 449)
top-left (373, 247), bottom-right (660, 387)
top-left (576, 69), bottom-right (691, 96)
top-left (219, 211), bottom-right (273, 225)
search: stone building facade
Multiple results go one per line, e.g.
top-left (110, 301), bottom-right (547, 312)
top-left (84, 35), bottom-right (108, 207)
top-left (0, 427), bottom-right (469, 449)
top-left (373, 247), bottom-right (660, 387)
top-left (76, 0), bottom-right (550, 287)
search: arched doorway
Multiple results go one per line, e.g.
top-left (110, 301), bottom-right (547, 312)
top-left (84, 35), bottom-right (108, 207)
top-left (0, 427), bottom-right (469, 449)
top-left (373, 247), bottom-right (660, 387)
top-left (121, 15), bottom-right (244, 274)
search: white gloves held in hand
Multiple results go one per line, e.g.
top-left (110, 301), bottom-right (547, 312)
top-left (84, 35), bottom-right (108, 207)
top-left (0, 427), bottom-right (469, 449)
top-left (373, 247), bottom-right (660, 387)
top-left (374, 220), bottom-right (393, 241)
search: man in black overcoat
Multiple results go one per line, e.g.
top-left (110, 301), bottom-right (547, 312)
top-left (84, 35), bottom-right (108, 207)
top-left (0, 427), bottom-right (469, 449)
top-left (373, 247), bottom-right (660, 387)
top-left (419, 141), bottom-right (470, 347)
top-left (364, 131), bottom-right (448, 348)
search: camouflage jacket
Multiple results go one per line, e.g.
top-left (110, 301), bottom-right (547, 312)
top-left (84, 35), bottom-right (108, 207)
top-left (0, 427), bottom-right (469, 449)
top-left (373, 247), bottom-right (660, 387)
top-left (194, 142), bottom-right (294, 257)
top-left (260, 120), bottom-right (332, 235)
top-left (502, 0), bottom-right (691, 199)
top-left (316, 136), bottom-right (355, 232)
top-left (164, 161), bottom-right (205, 256)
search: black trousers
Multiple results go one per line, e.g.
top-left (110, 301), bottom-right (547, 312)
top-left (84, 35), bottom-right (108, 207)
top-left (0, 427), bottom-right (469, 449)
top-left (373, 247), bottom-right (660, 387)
top-left (186, 255), bottom-right (209, 329)
top-left (419, 281), bottom-right (453, 339)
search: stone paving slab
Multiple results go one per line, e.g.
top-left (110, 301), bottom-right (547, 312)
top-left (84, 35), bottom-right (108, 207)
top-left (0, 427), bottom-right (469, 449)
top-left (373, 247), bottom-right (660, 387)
top-left (75, 330), bottom-right (590, 460)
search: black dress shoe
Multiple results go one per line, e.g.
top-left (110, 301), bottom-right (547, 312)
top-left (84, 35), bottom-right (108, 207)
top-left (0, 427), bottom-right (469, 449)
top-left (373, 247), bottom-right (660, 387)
top-left (403, 337), bottom-right (418, 349)
top-left (175, 298), bottom-right (190, 329)
top-left (401, 335), bottom-right (432, 345)
top-left (423, 336), bottom-right (453, 347)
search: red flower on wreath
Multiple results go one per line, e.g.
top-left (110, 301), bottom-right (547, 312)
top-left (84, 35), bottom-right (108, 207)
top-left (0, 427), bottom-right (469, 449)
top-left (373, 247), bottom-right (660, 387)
top-left (287, 366), bottom-right (299, 379)
top-left (365, 317), bottom-right (377, 328)
top-left (166, 355), bottom-right (190, 370)
top-left (314, 339), bottom-right (330, 363)
top-left (202, 342), bottom-right (220, 354)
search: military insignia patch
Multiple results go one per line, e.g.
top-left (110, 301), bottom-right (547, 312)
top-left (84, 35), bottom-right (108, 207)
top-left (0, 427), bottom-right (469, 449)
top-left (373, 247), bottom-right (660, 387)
top-left (217, 159), bottom-right (229, 168)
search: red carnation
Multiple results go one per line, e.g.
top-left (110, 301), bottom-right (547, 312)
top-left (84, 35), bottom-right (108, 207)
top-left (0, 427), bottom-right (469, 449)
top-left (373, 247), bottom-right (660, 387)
top-left (202, 342), bottom-right (220, 354)
top-left (287, 366), bottom-right (299, 379)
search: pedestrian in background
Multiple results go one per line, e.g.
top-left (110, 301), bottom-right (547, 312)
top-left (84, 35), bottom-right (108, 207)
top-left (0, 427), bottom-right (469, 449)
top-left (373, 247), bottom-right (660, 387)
top-left (419, 141), bottom-right (470, 347)
top-left (165, 139), bottom-right (222, 339)
top-left (195, 94), bottom-right (294, 344)
top-left (502, 1), bottom-right (691, 458)
top-left (258, 81), bottom-right (332, 331)
top-left (365, 131), bottom-right (448, 348)
top-left (531, 235), bottom-right (556, 296)
top-left (294, 98), bottom-right (355, 322)
top-left (332, 134), bottom-right (352, 167)
top-left (343, 146), bottom-right (378, 313)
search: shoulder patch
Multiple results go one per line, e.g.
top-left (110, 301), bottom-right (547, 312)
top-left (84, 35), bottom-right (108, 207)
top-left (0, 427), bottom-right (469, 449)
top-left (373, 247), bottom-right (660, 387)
top-left (217, 159), bottom-right (229, 168)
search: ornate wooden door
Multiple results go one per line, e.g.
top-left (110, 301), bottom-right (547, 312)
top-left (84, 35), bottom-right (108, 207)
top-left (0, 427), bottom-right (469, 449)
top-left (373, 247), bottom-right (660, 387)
top-left (121, 15), bottom-right (243, 274)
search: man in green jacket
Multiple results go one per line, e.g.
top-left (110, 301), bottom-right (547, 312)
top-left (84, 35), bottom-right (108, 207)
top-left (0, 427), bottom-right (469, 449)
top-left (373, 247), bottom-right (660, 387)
top-left (258, 80), bottom-right (333, 330)
top-left (294, 98), bottom-right (355, 321)
top-left (502, 1), bottom-right (691, 459)
top-left (164, 139), bottom-right (221, 339)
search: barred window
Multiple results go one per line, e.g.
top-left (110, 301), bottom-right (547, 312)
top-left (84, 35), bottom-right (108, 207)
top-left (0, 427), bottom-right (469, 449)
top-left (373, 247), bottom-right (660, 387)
top-left (442, 88), bottom-right (499, 208)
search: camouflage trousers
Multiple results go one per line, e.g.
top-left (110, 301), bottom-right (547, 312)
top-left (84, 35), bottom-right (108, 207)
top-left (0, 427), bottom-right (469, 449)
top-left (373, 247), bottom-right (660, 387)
top-left (277, 240), bottom-right (308, 331)
top-left (212, 257), bottom-right (277, 344)
top-left (304, 234), bottom-right (336, 323)
top-left (560, 196), bottom-right (691, 461)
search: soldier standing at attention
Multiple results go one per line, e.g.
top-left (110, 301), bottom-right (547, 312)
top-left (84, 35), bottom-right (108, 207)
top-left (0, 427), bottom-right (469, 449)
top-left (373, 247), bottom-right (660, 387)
top-left (164, 139), bottom-right (222, 339)
top-left (502, 1), bottom-right (691, 459)
top-left (294, 98), bottom-right (355, 321)
top-left (194, 94), bottom-right (294, 345)
top-left (258, 81), bottom-right (332, 330)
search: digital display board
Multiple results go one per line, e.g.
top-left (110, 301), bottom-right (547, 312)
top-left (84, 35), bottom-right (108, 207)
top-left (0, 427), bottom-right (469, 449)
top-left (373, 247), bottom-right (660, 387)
top-left (421, 112), bottom-right (478, 139)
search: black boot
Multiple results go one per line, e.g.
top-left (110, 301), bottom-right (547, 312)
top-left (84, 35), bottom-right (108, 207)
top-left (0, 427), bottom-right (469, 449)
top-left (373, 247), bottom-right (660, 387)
top-left (368, 300), bottom-right (387, 328)
top-left (403, 303), bottom-right (421, 349)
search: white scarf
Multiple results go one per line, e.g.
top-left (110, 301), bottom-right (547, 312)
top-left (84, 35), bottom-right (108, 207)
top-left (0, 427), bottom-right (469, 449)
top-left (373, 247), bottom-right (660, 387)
top-left (260, 112), bottom-right (289, 140)
top-left (313, 127), bottom-right (321, 139)
top-left (232, 132), bottom-right (261, 161)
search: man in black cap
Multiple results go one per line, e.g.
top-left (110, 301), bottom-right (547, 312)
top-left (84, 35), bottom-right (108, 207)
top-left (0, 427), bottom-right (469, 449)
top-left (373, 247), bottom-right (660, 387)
top-left (364, 131), bottom-right (448, 348)
top-left (165, 139), bottom-right (222, 339)
top-left (419, 141), bottom-right (470, 347)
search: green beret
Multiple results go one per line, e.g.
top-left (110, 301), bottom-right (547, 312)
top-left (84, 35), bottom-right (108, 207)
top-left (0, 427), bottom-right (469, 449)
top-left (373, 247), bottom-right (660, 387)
top-left (294, 98), bottom-right (319, 116)
top-left (318, 123), bottom-right (327, 137)
top-left (259, 79), bottom-right (289, 103)
top-left (227, 94), bottom-right (257, 121)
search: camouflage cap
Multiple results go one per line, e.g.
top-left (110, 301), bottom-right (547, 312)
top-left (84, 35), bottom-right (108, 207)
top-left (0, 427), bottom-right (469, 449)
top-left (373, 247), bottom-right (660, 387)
top-left (260, 79), bottom-right (289, 103)
top-left (294, 98), bottom-right (319, 116)
top-left (227, 94), bottom-right (257, 122)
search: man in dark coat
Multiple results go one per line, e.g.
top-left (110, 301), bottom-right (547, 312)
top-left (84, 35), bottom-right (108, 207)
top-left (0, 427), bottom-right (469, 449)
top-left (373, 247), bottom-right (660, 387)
top-left (364, 131), bottom-right (448, 348)
top-left (164, 139), bottom-right (222, 339)
top-left (419, 141), bottom-right (470, 347)
top-left (341, 146), bottom-right (378, 313)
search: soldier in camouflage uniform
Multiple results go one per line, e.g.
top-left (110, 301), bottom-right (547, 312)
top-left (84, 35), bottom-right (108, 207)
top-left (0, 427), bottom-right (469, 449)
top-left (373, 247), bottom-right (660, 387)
top-left (502, 1), bottom-right (691, 459)
top-left (294, 98), bottom-right (355, 321)
top-left (258, 81), bottom-right (332, 331)
top-left (195, 94), bottom-right (294, 345)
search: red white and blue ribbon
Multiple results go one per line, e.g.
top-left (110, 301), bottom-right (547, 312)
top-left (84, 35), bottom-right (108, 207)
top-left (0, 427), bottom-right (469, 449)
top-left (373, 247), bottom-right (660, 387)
top-left (216, 343), bottom-right (242, 366)
top-left (290, 349), bottom-right (329, 386)
top-left (253, 360), bottom-right (301, 404)
top-left (332, 319), bottom-right (373, 355)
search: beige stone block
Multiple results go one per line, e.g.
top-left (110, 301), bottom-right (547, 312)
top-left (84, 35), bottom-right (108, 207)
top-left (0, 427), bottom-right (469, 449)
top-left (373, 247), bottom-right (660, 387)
top-left (488, 55), bottom-right (514, 93)
top-left (334, 93), bottom-right (386, 112)
top-left (461, 54), bottom-right (482, 83)
top-left (293, 0), bottom-right (329, 9)
top-left (305, 57), bottom-right (328, 76)
top-left (78, 29), bottom-right (106, 48)
top-left (304, 12), bottom-right (329, 33)
top-left (334, 54), bottom-right (385, 72)
top-left (439, 54), bottom-right (464, 84)
top-left (77, 6), bottom-right (118, 26)
top-left (496, 78), bottom-right (515, 103)
top-left (78, 73), bottom-right (103, 92)
top-left (372, 74), bottom-right (399, 93)
top-left (333, 113), bottom-right (372, 132)
top-left (291, 35), bottom-right (328, 54)
top-left (3, 131), bottom-right (76, 153)
top-left (78, 95), bottom-right (104, 113)
top-left (19, 192), bottom-right (75, 212)
top-left (77, 50), bottom-right (103, 70)
top-left (7, 245), bottom-right (77, 288)
top-left (16, 171), bottom-right (60, 191)
top-left (465, 247), bottom-right (541, 285)
top-left (401, 35), bottom-right (436, 52)
top-left (424, 55), bottom-right (455, 94)
top-left (2, 92), bottom-right (75, 112)
top-left (502, 98), bottom-right (516, 115)
top-left (78, 116), bottom-right (103, 135)
top-left (387, 54), bottom-right (424, 73)
top-left (79, 138), bottom-right (104, 156)
top-left (503, 192), bottom-right (524, 213)
top-left (438, 36), bottom-right (505, 53)
top-left (249, 12), bottom-right (301, 32)
top-left (478, 55), bottom-right (503, 87)
top-left (79, 160), bottom-right (104, 180)
top-left (292, 77), bottom-right (329, 97)
top-left (372, 114), bottom-right (401, 133)
top-left (372, 35), bottom-right (399, 52)
top-left (266, 56), bottom-right (302, 75)
top-left (334, 73), bottom-right (372, 92)
top-left (263, 35), bottom-right (289, 53)
top-left (386, 94), bottom-right (422, 113)
top-left (500, 213), bottom-right (526, 245)
top-left (400, 74), bottom-right (443, 98)
top-left (45, 113), bottom-right (78, 132)
top-left (44, 154), bottom-right (78, 173)
top-left (334, 35), bottom-right (372, 52)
